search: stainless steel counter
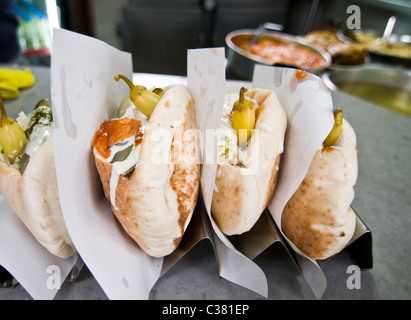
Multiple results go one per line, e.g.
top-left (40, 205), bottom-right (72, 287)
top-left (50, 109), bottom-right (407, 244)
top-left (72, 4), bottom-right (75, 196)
top-left (1, 65), bottom-right (410, 300)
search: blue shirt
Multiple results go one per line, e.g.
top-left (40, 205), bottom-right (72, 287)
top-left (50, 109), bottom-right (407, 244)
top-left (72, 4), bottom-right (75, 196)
top-left (0, 0), bottom-right (20, 62)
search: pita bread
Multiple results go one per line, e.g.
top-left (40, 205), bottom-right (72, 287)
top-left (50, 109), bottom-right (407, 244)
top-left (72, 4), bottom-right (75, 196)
top-left (0, 132), bottom-right (76, 259)
top-left (281, 118), bottom-right (358, 260)
top-left (211, 89), bottom-right (287, 235)
top-left (93, 84), bottom-right (200, 258)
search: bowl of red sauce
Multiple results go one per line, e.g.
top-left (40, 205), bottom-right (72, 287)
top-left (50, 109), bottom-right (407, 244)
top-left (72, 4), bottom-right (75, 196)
top-left (226, 29), bottom-right (331, 80)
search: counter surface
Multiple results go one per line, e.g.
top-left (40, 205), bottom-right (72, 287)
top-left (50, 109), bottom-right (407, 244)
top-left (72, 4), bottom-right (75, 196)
top-left (1, 65), bottom-right (410, 300)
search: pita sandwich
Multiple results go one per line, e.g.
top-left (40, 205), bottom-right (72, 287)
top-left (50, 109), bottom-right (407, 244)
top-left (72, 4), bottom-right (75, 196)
top-left (0, 101), bottom-right (76, 259)
top-left (93, 82), bottom-right (200, 258)
top-left (212, 88), bottom-right (287, 235)
top-left (281, 112), bottom-right (358, 260)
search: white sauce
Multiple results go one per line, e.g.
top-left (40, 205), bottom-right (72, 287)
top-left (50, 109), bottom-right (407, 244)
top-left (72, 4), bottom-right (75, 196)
top-left (98, 102), bottom-right (148, 210)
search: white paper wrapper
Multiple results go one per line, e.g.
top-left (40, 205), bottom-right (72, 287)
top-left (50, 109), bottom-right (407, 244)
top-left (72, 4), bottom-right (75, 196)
top-left (50, 30), bottom-right (267, 300)
top-left (252, 65), bottom-right (335, 298)
top-left (51, 29), bottom-right (162, 300)
top-left (187, 48), bottom-right (268, 297)
top-left (0, 195), bottom-right (79, 300)
top-left (0, 28), bottom-right (361, 300)
top-left (49, 28), bottom-right (341, 300)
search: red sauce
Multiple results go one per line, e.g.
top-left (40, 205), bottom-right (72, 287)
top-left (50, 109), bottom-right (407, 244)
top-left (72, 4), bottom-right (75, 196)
top-left (295, 70), bottom-right (309, 80)
top-left (93, 117), bottom-right (144, 159)
top-left (244, 38), bottom-right (327, 70)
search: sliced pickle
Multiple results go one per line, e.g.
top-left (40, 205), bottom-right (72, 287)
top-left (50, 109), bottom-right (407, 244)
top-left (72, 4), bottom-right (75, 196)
top-left (110, 145), bottom-right (133, 164)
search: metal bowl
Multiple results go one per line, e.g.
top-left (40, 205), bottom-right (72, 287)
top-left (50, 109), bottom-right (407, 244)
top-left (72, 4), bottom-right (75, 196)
top-left (322, 64), bottom-right (411, 117)
top-left (352, 30), bottom-right (411, 68)
top-left (226, 29), bottom-right (332, 80)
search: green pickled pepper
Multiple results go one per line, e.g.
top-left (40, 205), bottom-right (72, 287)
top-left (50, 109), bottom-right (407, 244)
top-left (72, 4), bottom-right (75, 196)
top-left (323, 108), bottom-right (343, 149)
top-left (232, 87), bottom-right (255, 148)
top-left (114, 74), bottom-right (160, 118)
top-left (0, 97), bottom-right (27, 164)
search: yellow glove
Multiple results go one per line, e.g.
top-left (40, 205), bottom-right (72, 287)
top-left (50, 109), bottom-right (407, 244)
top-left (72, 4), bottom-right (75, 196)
top-left (0, 68), bottom-right (36, 99)
top-left (0, 82), bottom-right (19, 99)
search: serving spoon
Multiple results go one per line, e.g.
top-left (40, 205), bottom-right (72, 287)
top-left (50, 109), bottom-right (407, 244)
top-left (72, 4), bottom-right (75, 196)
top-left (376, 16), bottom-right (396, 45)
top-left (246, 22), bottom-right (284, 50)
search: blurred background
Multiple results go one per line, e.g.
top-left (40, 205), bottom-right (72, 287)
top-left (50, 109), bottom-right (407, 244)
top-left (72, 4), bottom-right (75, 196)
top-left (2, 0), bottom-right (408, 116)
top-left (8, 0), bottom-right (411, 76)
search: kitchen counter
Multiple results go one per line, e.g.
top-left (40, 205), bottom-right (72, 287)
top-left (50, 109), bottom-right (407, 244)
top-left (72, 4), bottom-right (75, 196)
top-left (1, 65), bottom-right (410, 300)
